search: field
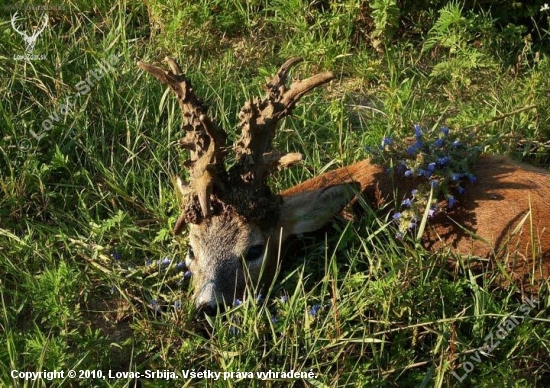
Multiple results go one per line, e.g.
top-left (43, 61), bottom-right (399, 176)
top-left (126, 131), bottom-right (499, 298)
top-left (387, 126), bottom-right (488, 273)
top-left (1, 1), bottom-right (550, 387)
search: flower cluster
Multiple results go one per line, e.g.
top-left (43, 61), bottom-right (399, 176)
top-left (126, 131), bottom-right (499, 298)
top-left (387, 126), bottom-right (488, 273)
top-left (368, 124), bottom-right (483, 238)
top-left (225, 293), bottom-right (329, 336)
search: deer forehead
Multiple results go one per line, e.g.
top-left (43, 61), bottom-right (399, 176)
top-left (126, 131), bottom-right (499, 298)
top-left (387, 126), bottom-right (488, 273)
top-left (188, 213), bottom-right (265, 258)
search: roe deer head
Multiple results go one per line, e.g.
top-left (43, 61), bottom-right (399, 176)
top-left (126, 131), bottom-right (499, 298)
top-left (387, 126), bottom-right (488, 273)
top-left (138, 58), bottom-right (550, 315)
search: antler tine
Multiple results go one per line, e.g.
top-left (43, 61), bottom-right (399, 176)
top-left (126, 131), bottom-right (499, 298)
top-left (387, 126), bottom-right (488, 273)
top-left (138, 58), bottom-right (227, 228)
top-left (11, 12), bottom-right (26, 36)
top-left (267, 56), bottom-right (335, 117)
top-left (266, 57), bottom-right (304, 93)
top-left (34, 14), bottom-right (49, 37)
top-left (233, 57), bottom-right (335, 184)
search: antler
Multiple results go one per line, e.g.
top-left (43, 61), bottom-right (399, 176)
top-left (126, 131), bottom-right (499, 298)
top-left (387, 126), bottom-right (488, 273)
top-left (138, 57), bottom-right (334, 234)
top-left (11, 12), bottom-right (28, 38)
top-left (232, 57), bottom-right (335, 186)
top-left (32, 14), bottom-right (49, 39)
top-left (137, 58), bottom-right (227, 228)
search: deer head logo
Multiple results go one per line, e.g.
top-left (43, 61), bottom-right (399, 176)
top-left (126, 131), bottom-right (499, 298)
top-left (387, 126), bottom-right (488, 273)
top-left (11, 12), bottom-right (49, 54)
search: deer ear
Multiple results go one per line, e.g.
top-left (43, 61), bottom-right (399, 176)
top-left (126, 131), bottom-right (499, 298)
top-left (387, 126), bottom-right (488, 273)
top-left (278, 183), bottom-right (358, 236)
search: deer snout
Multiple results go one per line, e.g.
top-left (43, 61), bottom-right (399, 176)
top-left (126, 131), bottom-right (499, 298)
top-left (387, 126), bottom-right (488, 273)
top-left (197, 302), bottom-right (218, 317)
top-left (194, 281), bottom-right (220, 313)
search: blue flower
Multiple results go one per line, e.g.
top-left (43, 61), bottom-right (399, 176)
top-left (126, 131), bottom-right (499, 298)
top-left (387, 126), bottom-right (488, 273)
top-left (161, 257), bottom-right (171, 266)
top-left (402, 198), bottom-right (412, 207)
top-left (234, 299), bottom-right (242, 307)
top-left (452, 140), bottom-right (460, 147)
top-left (448, 195), bottom-right (456, 208)
top-left (404, 169), bottom-right (413, 177)
top-left (309, 304), bottom-right (321, 316)
top-left (430, 180), bottom-right (439, 188)
top-left (111, 251), bottom-right (122, 261)
top-left (396, 163), bottom-right (405, 173)
top-left (437, 156), bottom-right (450, 166)
top-left (434, 138), bottom-right (444, 147)
top-left (428, 207), bottom-right (436, 218)
top-left (468, 174), bottom-right (477, 183)
top-left (271, 315), bottom-right (278, 324)
top-left (417, 168), bottom-right (426, 177)
top-left (176, 261), bottom-right (185, 270)
top-left (393, 212), bottom-right (402, 220)
top-left (383, 137), bottom-right (392, 145)
top-left (414, 124), bottom-right (422, 138)
top-left (414, 139), bottom-right (423, 149)
top-left (408, 222), bottom-right (417, 230)
top-left (441, 127), bottom-right (450, 136)
top-left (427, 162), bottom-right (436, 171)
top-left (150, 300), bottom-right (160, 312)
top-left (452, 173), bottom-right (460, 181)
top-left (183, 270), bottom-right (193, 279)
top-left (407, 145), bottom-right (417, 155)
top-left (280, 295), bottom-right (288, 303)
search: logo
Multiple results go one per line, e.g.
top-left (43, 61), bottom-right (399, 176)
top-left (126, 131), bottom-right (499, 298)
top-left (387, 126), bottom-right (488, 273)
top-left (11, 12), bottom-right (48, 55)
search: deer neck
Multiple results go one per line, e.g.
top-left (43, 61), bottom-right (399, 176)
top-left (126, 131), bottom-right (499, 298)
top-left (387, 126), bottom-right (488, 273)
top-left (281, 159), bottom-right (396, 207)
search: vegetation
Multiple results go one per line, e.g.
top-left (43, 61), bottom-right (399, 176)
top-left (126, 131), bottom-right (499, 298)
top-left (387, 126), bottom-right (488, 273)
top-left (1, 0), bottom-right (549, 386)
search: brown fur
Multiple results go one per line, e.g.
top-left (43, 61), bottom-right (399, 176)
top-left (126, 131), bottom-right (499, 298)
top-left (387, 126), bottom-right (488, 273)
top-left (282, 155), bottom-right (550, 291)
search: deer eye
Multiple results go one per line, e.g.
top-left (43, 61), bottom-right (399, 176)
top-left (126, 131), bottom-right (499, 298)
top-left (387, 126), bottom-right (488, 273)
top-left (245, 245), bottom-right (264, 261)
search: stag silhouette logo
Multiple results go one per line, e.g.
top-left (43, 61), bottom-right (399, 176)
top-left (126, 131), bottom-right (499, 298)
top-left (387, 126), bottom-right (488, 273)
top-left (11, 12), bottom-right (49, 54)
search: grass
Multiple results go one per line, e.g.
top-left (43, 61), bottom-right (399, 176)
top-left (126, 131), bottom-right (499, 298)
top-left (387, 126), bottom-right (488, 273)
top-left (1, 0), bottom-right (549, 387)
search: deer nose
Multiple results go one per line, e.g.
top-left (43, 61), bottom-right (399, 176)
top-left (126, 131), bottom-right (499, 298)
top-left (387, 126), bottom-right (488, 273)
top-left (194, 282), bottom-right (221, 313)
top-left (197, 302), bottom-right (218, 317)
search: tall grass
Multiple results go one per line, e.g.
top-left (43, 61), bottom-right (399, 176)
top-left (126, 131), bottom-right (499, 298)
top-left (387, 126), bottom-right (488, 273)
top-left (1, 1), bottom-right (549, 387)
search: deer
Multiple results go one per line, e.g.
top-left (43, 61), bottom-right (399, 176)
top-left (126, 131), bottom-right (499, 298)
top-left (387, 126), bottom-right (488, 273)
top-left (138, 57), bottom-right (550, 316)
